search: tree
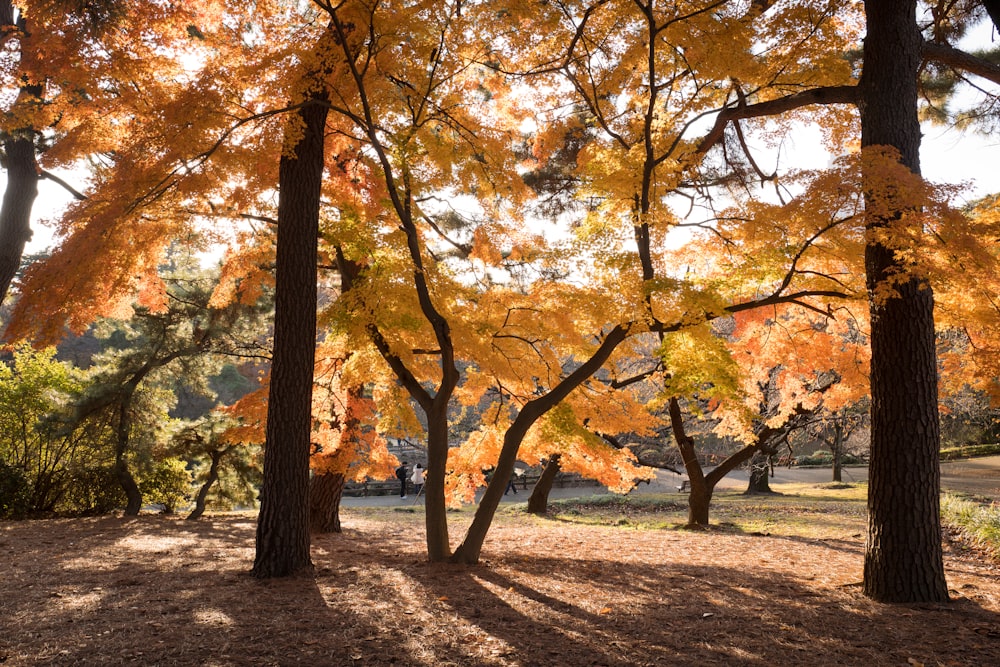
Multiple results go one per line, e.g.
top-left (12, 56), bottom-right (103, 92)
top-left (858, 0), bottom-right (947, 602)
top-left (251, 36), bottom-right (332, 577)
top-left (664, 0), bottom-right (1000, 602)
top-left (70, 259), bottom-right (265, 515)
top-left (0, 344), bottom-right (85, 514)
top-left (0, 0), bottom-right (214, 307)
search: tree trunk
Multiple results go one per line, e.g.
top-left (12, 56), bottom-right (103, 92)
top-left (527, 454), bottom-right (561, 515)
top-left (450, 326), bottom-right (631, 565)
top-left (252, 81), bottom-right (330, 579)
top-left (423, 404), bottom-right (453, 561)
top-left (859, 0), bottom-right (948, 603)
top-left (667, 397), bottom-right (713, 527)
top-left (0, 135), bottom-right (39, 307)
top-left (744, 451), bottom-right (774, 495)
top-left (114, 396), bottom-right (142, 515)
top-left (309, 472), bottom-right (345, 533)
top-left (831, 421), bottom-right (844, 483)
top-left (114, 455), bottom-right (142, 516)
top-left (0, 7), bottom-right (42, 308)
top-left (187, 448), bottom-right (224, 521)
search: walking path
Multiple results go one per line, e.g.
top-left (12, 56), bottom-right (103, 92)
top-left (341, 456), bottom-right (1000, 508)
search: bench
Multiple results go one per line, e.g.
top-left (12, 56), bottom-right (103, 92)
top-left (677, 479), bottom-right (690, 493)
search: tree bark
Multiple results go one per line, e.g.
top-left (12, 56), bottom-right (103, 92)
top-left (252, 82), bottom-right (329, 578)
top-left (860, 0), bottom-right (948, 603)
top-left (744, 451), bottom-right (774, 495)
top-left (0, 7), bottom-right (41, 308)
top-left (309, 472), bottom-right (345, 533)
top-left (187, 448), bottom-right (224, 521)
top-left (831, 421), bottom-right (844, 483)
top-left (526, 454), bottom-right (561, 515)
top-left (0, 135), bottom-right (39, 306)
top-left (114, 390), bottom-right (142, 515)
top-left (667, 397), bottom-right (713, 527)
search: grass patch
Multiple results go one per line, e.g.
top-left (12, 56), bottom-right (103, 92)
top-left (941, 493), bottom-right (1000, 559)
top-left (940, 442), bottom-right (1000, 460)
top-left (544, 483), bottom-right (868, 538)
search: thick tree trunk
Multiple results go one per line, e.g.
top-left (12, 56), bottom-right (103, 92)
top-left (0, 135), bottom-right (39, 306)
top-left (187, 449), bottom-right (224, 521)
top-left (527, 454), bottom-right (561, 515)
top-left (668, 398), bottom-right (713, 527)
top-left (859, 0), bottom-right (948, 603)
top-left (744, 451), bottom-right (774, 495)
top-left (309, 472), bottom-right (345, 533)
top-left (0, 7), bottom-right (41, 308)
top-left (252, 85), bottom-right (329, 579)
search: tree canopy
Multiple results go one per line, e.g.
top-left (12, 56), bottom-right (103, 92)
top-left (3, 0), bottom-right (1000, 602)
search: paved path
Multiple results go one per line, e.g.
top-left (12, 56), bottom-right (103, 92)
top-left (341, 456), bottom-right (1000, 508)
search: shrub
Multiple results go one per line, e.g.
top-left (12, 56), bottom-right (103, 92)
top-left (140, 458), bottom-right (192, 513)
top-left (941, 494), bottom-right (1000, 558)
top-left (0, 461), bottom-right (31, 519)
top-left (61, 465), bottom-right (127, 515)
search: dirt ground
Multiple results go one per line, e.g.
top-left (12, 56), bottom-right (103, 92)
top-left (2, 507), bottom-right (999, 667)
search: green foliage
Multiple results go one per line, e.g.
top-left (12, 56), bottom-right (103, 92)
top-left (794, 450), bottom-right (866, 466)
top-left (0, 461), bottom-right (31, 518)
top-left (139, 457), bottom-right (192, 513)
top-left (939, 442), bottom-right (1000, 460)
top-left (0, 345), bottom-right (88, 514)
top-left (61, 465), bottom-right (126, 515)
top-left (941, 494), bottom-right (1000, 558)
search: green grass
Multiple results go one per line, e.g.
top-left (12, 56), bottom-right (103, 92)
top-left (940, 442), bottom-right (1000, 460)
top-left (941, 493), bottom-right (1000, 557)
top-left (545, 482), bottom-right (869, 538)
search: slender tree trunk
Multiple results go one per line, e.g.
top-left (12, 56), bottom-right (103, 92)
top-left (309, 472), bottom-right (345, 533)
top-left (859, 0), bottom-right (947, 603)
top-left (527, 454), bottom-right (561, 515)
top-left (831, 422), bottom-right (844, 483)
top-left (252, 81), bottom-right (330, 579)
top-left (424, 404), bottom-right (452, 561)
top-left (187, 449), bottom-right (224, 521)
top-left (114, 396), bottom-right (142, 516)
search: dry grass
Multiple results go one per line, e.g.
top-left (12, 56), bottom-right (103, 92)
top-left (2, 494), bottom-right (999, 666)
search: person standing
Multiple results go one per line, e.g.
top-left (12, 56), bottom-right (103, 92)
top-left (396, 461), bottom-right (409, 498)
top-left (411, 463), bottom-right (425, 497)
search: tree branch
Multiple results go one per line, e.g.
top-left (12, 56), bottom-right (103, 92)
top-left (695, 85), bottom-right (859, 156)
top-left (922, 41), bottom-right (1000, 87)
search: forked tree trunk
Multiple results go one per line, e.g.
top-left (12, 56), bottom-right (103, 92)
top-left (450, 326), bottom-right (629, 565)
top-left (252, 70), bottom-right (330, 579)
top-left (188, 448), bottom-right (225, 520)
top-left (527, 454), bottom-right (561, 515)
top-left (859, 0), bottom-right (947, 603)
top-left (744, 451), bottom-right (774, 495)
top-left (309, 472), bottom-right (345, 533)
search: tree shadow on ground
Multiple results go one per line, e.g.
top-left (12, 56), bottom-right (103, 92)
top-left (3, 514), bottom-right (999, 666)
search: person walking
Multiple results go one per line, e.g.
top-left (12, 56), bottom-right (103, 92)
top-left (396, 461), bottom-right (409, 498)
